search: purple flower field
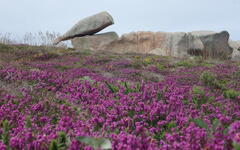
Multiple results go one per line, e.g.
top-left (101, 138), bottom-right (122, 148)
top-left (0, 44), bottom-right (240, 149)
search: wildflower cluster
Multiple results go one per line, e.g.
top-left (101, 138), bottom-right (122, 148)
top-left (0, 50), bottom-right (240, 149)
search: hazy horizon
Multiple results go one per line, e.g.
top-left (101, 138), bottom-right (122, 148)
top-left (0, 0), bottom-right (239, 40)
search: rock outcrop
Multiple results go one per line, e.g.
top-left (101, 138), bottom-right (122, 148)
top-left (102, 31), bottom-right (204, 58)
top-left (71, 32), bottom-right (119, 51)
top-left (191, 31), bottom-right (233, 59)
top-left (54, 11), bottom-right (239, 60)
top-left (54, 11), bottom-right (114, 45)
top-left (71, 30), bottom-right (234, 60)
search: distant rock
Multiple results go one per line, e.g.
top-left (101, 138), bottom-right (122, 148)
top-left (54, 11), bottom-right (114, 45)
top-left (229, 40), bottom-right (240, 50)
top-left (229, 40), bottom-right (240, 61)
top-left (191, 31), bottom-right (233, 59)
top-left (102, 31), bottom-right (204, 58)
top-left (69, 30), bottom-right (235, 60)
top-left (231, 49), bottom-right (240, 61)
top-left (71, 32), bottom-right (119, 51)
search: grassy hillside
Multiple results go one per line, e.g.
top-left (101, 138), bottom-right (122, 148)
top-left (0, 44), bottom-right (240, 149)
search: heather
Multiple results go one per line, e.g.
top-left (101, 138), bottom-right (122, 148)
top-left (0, 44), bottom-right (240, 150)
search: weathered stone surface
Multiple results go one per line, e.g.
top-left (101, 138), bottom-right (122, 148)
top-left (54, 11), bottom-right (114, 44)
top-left (229, 40), bottom-right (240, 61)
top-left (190, 30), bottom-right (216, 36)
top-left (229, 40), bottom-right (240, 50)
top-left (71, 32), bottom-right (119, 51)
top-left (102, 31), bottom-right (204, 58)
top-left (231, 49), bottom-right (240, 61)
top-left (148, 48), bottom-right (168, 56)
top-left (191, 31), bottom-right (233, 59)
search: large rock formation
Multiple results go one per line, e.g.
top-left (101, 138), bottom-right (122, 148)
top-left (191, 31), bottom-right (233, 59)
top-left (54, 11), bottom-right (114, 45)
top-left (53, 11), bottom-right (238, 60)
top-left (102, 31), bottom-right (204, 58)
top-left (70, 29), bottom-right (235, 60)
top-left (71, 32), bottom-right (119, 51)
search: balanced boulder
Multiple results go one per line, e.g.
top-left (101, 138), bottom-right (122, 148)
top-left (71, 32), bottom-right (119, 51)
top-left (54, 11), bottom-right (114, 45)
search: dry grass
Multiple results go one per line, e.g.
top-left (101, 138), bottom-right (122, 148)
top-left (0, 31), bottom-right (70, 48)
top-left (0, 31), bottom-right (74, 65)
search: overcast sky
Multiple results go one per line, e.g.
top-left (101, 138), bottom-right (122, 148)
top-left (0, 0), bottom-right (239, 40)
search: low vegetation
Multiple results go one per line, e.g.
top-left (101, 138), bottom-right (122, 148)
top-left (0, 43), bottom-right (240, 149)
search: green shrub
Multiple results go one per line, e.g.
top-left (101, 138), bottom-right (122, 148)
top-left (122, 82), bottom-right (141, 94)
top-left (201, 62), bottom-right (213, 67)
top-left (154, 121), bottom-right (177, 140)
top-left (2, 120), bottom-right (10, 148)
top-left (200, 71), bottom-right (215, 86)
top-left (192, 86), bottom-right (207, 108)
top-left (144, 56), bottom-right (153, 65)
top-left (81, 76), bottom-right (95, 83)
top-left (200, 71), bottom-right (226, 90)
top-left (57, 132), bottom-right (68, 149)
top-left (193, 86), bottom-right (205, 95)
top-left (26, 116), bottom-right (32, 128)
top-left (176, 60), bottom-right (194, 67)
top-left (156, 63), bottom-right (166, 70)
top-left (224, 89), bottom-right (240, 99)
top-left (105, 81), bottom-right (119, 93)
top-left (54, 65), bottom-right (72, 71)
top-left (192, 86), bottom-right (215, 109)
top-left (233, 141), bottom-right (240, 150)
top-left (190, 118), bottom-right (209, 130)
top-left (214, 80), bottom-right (227, 90)
top-left (49, 132), bottom-right (69, 150)
top-left (49, 140), bottom-right (58, 150)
